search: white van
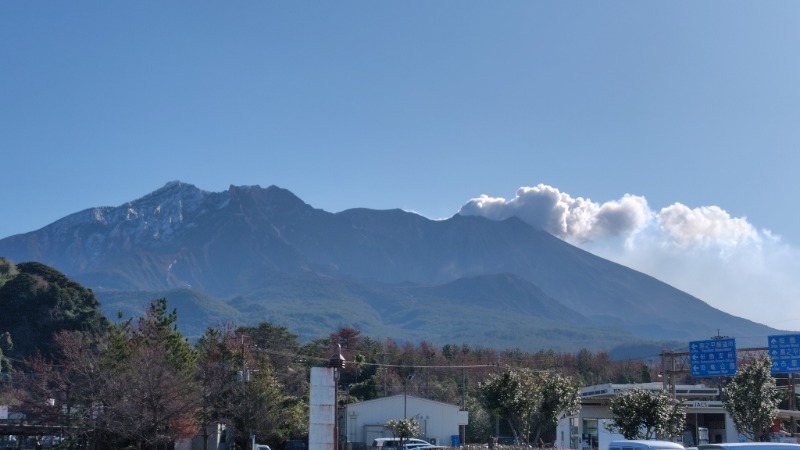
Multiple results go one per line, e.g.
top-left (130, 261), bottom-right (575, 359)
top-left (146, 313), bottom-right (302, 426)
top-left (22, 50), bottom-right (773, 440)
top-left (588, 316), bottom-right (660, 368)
top-left (609, 440), bottom-right (686, 450)
top-left (699, 444), bottom-right (800, 450)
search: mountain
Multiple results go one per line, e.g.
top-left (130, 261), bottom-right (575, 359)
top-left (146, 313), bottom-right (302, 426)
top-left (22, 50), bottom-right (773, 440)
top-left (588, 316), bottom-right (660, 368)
top-left (0, 182), bottom-right (782, 352)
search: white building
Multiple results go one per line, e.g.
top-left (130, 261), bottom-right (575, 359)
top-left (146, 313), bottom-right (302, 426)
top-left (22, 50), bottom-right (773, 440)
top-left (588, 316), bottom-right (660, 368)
top-left (555, 382), bottom-right (739, 450)
top-left (344, 395), bottom-right (469, 449)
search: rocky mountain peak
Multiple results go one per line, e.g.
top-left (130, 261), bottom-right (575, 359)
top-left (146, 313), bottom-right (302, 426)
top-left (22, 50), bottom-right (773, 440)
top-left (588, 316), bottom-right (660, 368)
top-left (228, 184), bottom-right (313, 212)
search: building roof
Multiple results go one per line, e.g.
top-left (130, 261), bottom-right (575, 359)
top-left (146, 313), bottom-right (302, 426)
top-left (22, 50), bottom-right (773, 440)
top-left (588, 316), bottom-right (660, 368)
top-left (581, 382), bottom-right (719, 400)
top-left (346, 394), bottom-right (462, 410)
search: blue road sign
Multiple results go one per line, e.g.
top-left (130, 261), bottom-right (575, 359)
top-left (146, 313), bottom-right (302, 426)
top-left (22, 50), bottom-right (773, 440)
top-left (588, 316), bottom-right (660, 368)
top-left (768, 334), bottom-right (800, 374)
top-left (690, 338), bottom-right (737, 377)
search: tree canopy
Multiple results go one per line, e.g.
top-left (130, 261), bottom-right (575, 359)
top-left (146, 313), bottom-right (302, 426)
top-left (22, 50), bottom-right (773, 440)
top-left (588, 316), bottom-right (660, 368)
top-left (723, 356), bottom-right (783, 441)
top-left (480, 368), bottom-right (580, 444)
top-left (0, 259), bottom-right (108, 359)
top-left (606, 388), bottom-right (686, 440)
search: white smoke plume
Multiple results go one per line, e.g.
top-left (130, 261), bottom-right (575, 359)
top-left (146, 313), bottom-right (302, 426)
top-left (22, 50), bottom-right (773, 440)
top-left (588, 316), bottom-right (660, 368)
top-left (459, 184), bottom-right (651, 243)
top-left (459, 184), bottom-right (800, 333)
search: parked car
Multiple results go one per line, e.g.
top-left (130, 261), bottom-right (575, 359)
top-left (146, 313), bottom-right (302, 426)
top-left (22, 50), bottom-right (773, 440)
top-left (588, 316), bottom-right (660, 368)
top-left (699, 445), bottom-right (800, 450)
top-left (609, 440), bottom-right (685, 450)
top-left (372, 437), bottom-right (432, 450)
top-left (404, 444), bottom-right (446, 450)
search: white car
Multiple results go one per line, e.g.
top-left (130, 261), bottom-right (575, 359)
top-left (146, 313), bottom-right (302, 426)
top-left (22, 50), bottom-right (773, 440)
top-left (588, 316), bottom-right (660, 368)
top-left (372, 438), bottom-right (432, 450)
top-left (404, 444), bottom-right (443, 450)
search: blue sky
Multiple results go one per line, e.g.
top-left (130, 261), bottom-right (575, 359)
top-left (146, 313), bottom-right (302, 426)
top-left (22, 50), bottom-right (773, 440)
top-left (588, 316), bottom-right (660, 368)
top-left (2, 2), bottom-right (799, 333)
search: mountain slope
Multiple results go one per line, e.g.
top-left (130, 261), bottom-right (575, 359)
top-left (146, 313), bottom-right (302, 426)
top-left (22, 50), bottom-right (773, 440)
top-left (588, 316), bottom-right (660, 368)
top-left (0, 182), bottom-right (782, 351)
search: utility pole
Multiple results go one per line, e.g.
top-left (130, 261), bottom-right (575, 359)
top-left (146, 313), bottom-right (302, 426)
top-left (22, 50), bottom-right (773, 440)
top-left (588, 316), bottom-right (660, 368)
top-left (329, 344), bottom-right (346, 450)
top-left (239, 334), bottom-right (255, 450)
top-left (381, 353), bottom-right (387, 397)
top-left (790, 373), bottom-right (797, 434)
top-left (661, 351), bottom-right (676, 398)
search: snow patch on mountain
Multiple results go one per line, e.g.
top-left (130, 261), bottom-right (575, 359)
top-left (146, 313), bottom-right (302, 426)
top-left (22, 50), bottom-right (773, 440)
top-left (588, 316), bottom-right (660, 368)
top-left (91, 182), bottom-right (216, 245)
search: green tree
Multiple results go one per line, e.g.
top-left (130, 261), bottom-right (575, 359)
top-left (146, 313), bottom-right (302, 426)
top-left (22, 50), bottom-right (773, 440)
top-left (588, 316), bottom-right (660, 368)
top-left (723, 356), bottom-right (783, 441)
top-left (238, 359), bottom-right (307, 446)
top-left (200, 326), bottom-right (308, 449)
top-left (480, 368), bottom-right (541, 443)
top-left (0, 332), bottom-right (12, 376)
top-left (100, 298), bottom-right (199, 449)
top-left (238, 323), bottom-right (307, 397)
top-left (464, 395), bottom-right (493, 444)
top-left (605, 388), bottom-right (686, 440)
top-left (530, 372), bottom-right (581, 443)
top-left (0, 257), bottom-right (17, 288)
top-left (143, 297), bottom-right (197, 369)
top-left (480, 368), bottom-right (580, 444)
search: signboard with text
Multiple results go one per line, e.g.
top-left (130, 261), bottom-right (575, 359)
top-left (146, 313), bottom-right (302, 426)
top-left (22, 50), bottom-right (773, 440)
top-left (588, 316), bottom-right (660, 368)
top-left (690, 338), bottom-right (737, 377)
top-left (769, 334), bottom-right (800, 374)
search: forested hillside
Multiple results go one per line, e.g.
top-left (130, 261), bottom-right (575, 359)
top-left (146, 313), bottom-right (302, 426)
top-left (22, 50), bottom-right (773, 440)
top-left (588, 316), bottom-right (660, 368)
top-left (0, 260), bottom-right (661, 449)
top-left (0, 257), bottom-right (108, 359)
